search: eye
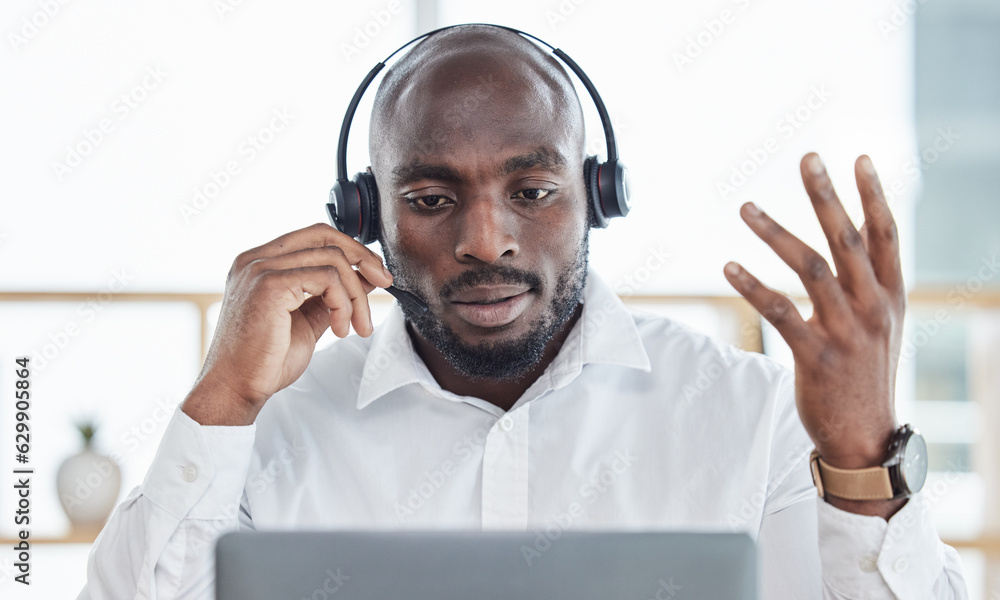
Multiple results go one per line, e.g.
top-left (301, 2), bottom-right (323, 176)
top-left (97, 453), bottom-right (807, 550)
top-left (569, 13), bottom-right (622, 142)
top-left (512, 188), bottom-right (553, 201)
top-left (407, 195), bottom-right (452, 210)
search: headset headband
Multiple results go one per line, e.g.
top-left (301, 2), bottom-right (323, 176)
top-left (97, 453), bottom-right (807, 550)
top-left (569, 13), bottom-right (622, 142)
top-left (335, 23), bottom-right (620, 184)
top-left (329, 23), bottom-right (630, 246)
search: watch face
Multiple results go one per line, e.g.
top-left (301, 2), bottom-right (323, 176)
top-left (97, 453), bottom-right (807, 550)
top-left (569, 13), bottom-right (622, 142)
top-left (901, 432), bottom-right (928, 494)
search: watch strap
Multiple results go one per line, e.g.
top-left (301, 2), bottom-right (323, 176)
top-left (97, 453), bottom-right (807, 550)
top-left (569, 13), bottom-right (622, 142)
top-left (809, 450), bottom-right (894, 501)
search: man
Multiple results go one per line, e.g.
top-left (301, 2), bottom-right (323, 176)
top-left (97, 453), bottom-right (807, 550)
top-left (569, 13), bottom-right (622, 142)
top-left (80, 25), bottom-right (967, 598)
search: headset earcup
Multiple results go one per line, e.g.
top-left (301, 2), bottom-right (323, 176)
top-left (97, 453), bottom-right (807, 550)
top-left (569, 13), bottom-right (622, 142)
top-left (597, 158), bottom-right (631, 221)
top-left (355, 171), bottom-right (380, 245)
top-left (328, 179), bottom-right (362, 239)
top-left (584, 155), bottom-right (609, 228)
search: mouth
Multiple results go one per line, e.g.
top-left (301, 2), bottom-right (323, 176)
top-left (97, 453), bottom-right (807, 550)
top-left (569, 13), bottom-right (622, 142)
top-left (450, 285), bottom-right (533, 328)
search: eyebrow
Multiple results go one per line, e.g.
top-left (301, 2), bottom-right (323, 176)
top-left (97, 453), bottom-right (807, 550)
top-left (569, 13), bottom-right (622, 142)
top-left (499, 148), bottom-right (567, 177)
top-left (391, 163), bottom-right (462, 188)
top-left (390, 147), bottom-right (568, 189)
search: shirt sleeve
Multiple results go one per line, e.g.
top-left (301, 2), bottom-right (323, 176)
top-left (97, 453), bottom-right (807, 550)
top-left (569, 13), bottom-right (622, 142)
top-left (760, 369), bottom-right (969, 599)
top-left (758, 465), bottom-right (823, 599)
top-left (759, 458), bottom-right (970, 600)
top-left (816, 492), bottom-right (969, 598)
top-left (77, 407), bottom-right (256, 600)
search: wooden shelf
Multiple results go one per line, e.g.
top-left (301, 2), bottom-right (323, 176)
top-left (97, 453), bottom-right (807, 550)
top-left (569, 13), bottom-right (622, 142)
top-left (941, 537), bottom-right (1000, 555)
top-left (1, 526), bottom-right (101, 545)
top-left (3, 530), bottom-right (999, 556)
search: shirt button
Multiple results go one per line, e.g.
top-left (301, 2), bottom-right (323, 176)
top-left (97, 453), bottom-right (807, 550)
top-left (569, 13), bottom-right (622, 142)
top-left (498, 417), bottom-right (513, 432)
top-left (893, 557), bottom-right (909, 574)
top-left (181, 464), bottom-right (199, 482)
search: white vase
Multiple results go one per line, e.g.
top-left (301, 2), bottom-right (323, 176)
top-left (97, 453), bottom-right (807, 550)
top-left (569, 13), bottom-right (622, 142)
top-left (56, 447), bottom-right (121, 531)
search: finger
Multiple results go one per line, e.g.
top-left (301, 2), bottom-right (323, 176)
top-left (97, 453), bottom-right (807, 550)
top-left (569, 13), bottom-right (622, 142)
top-left (298, 295), bottom-right (333, 341)
top-left (859, 221), bottom-right (870, 254)
top-left (356, 271), bottom-right (377, 295)
top-left (259, 266), bottom-right (356, 338)
top-left (738, 201), bottom-right (852, 324)
top-left (723, 262), bottom-right (816, 349)
top-left (236, 223), bottom-right (394, 289)
top-left (249, 246), bottom-right (376, 336)
top-left (854, 155), bottom-right (904, 294)
top-left (799, 153), bottom-right (880, 301)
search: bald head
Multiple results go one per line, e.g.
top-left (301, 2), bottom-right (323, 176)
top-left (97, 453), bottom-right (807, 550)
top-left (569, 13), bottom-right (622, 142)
top-left (368, 25), bottom-right (586, 174)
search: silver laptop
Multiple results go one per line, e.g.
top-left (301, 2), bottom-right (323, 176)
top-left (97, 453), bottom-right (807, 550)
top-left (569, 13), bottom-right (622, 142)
top-left (216, 530), bottom-right (756, 599)
top-left (216, 531), bottom-right (757, 600)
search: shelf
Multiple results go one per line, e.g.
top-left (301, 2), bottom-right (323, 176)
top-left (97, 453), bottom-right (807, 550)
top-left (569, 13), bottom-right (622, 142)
top-left (3, 531), bottom-right (999, 556)
top-left (2, 526), bottom-right (101, 545)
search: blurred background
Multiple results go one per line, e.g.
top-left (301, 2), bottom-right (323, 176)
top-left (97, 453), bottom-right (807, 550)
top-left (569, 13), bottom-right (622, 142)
top-left (0, 0), bottom-right (997, 597)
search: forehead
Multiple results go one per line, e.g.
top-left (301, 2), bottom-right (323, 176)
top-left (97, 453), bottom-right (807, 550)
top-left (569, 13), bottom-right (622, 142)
top-left (372, 53), bottom-right (583, 180)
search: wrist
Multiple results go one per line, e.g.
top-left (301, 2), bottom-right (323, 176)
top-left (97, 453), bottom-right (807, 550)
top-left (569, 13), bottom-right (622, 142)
top-left (823, 495), bottom-right (908, 520)
top-left (181, 375), bottom-right (262, 426)
top-left (814, 423), bottom-right (898, 469)
top-left (809, 424), bottom-right (927, 520)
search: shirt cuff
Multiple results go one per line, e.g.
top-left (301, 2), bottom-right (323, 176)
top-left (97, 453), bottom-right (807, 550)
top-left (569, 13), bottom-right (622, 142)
top-left (817, 492), bottom-right (946, 598)
top-left (141, 406), bottom-right (256, 520)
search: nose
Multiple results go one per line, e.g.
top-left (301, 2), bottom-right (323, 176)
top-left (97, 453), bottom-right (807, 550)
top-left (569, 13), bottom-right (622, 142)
top-left (453, 195), bottom-right (519, 264)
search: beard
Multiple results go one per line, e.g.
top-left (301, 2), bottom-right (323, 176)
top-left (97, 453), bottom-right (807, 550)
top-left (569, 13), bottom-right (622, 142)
top-left (380, 229), bottom-right (589, 382)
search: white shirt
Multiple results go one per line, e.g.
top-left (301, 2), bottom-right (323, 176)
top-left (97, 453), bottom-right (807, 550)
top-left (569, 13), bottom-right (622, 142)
top-left (79, 272), bottom-right (968, 599)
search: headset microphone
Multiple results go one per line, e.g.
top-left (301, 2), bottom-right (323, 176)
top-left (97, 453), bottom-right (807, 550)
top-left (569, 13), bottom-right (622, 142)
top-left (385, 285), bottom-right (429, 316)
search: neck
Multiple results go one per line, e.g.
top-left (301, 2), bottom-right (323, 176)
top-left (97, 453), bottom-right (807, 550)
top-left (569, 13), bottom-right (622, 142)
top-left (408, 304), bottom-right (582, 412)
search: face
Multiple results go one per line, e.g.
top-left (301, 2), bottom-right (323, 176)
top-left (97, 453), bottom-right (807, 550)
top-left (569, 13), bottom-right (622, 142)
top-left (374, 58), bottom-right (590, 381)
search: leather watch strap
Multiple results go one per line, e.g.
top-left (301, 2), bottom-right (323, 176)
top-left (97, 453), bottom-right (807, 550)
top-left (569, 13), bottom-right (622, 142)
top-left (809, 450), bottom-right (894, 500)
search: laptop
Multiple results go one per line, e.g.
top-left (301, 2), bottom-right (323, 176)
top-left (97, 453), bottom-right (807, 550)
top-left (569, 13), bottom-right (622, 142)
top-left (216, 530), bottom-right (756, 599)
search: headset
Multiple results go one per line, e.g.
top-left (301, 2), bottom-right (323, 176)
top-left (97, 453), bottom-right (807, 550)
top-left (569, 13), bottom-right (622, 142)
top-left (327, 23), bottom-right (631, 246)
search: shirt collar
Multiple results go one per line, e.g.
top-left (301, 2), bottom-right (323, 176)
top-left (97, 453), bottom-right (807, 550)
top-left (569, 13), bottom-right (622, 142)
top-left (355, 270), bottom-right (651, 410)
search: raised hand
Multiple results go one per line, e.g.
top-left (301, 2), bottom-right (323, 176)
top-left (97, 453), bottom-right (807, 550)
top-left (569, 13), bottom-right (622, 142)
top-left (723, 153), bottom-right (906, 516)
top-left (182, 223), bottom-right (393, 426)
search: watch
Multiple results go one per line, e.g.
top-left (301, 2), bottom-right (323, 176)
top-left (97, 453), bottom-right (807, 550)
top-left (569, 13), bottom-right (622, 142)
top-left (809, 424), bottom-right (928, 501)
